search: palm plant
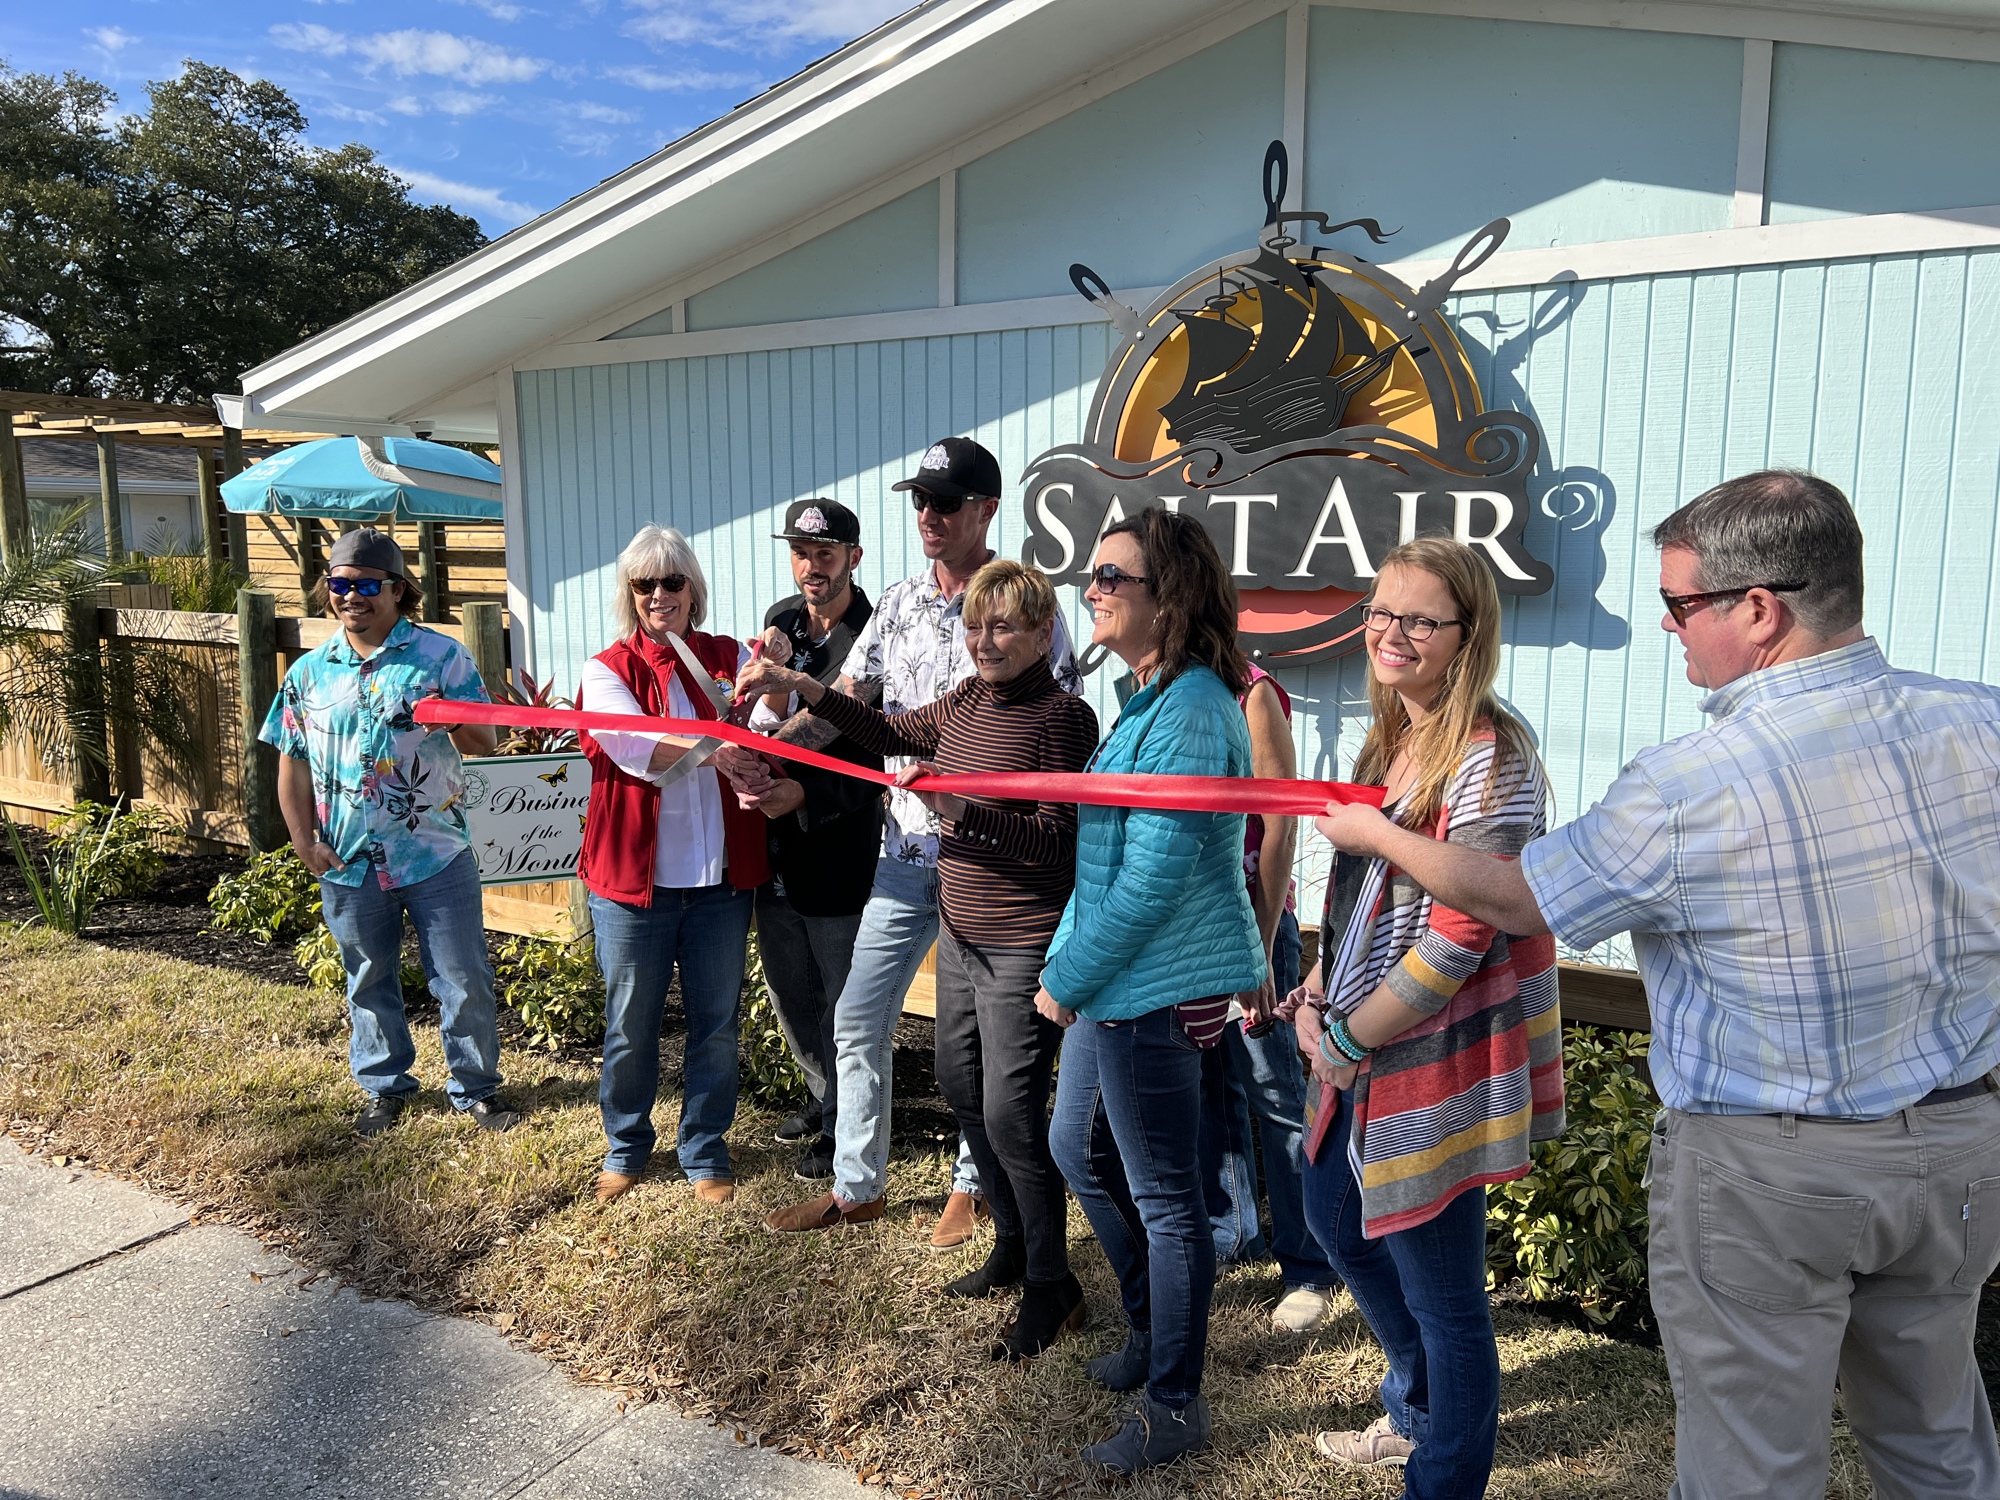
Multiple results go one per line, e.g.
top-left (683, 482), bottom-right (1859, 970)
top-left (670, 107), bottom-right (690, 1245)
top-left (0, 507), bottom-right (204, 789)
top-left (2, 803), bottom-right (120, 934)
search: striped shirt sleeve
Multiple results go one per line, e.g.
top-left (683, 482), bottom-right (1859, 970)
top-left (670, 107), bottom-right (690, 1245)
top-left (1520, 761), bottom-right (1679, 952)
top-left (1385, 740), bottom-right (1545, 1018)
top-left (951, 696), bottom-right (1099, 865)
top-left (810, 680), bottom-right (949, 760)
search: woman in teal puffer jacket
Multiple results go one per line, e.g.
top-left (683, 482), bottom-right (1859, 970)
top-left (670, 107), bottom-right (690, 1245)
top-left (1036, 509), bottom-right (1267, 1477)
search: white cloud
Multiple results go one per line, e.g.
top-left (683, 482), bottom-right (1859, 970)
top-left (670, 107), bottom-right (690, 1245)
top-left (572, 101), bottom-right (639, 123)
top-left (387, 95), bottom-right (426, 116)
top-left (434, 90), bottom-right (500, 115)
top-left (269, 24), bottom-right (547, 85)
top-left (86, 25), bottom-right (139, 53)
top-left (620, 0), bottom-right (905, 51)
top-left (447, 0), bottom-right (530, 21)
top-left (270, 22), bottom-right (350, 55)
top-left (391, 166), bottom-right (539, 224)
top-left (604, 64), bottom-right (760, 92)
top-left (556, 127), bottom-right (615, 155)
top-left (319, 100), bottom-right (388, 125)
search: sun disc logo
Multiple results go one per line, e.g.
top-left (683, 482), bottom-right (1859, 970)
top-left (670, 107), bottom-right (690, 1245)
top-left (1020, 142), bottom-right (1551, 666)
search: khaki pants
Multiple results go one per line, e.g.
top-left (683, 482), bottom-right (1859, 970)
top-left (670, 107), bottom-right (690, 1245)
top-left (1649, 1098), bottom-right (2000, 1499)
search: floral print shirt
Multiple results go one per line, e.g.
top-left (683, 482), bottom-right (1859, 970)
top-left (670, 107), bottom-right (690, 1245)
top-left (259, 617), bottom-right (491, 890)
top-left (841, 561), bottom-right (1081, 868)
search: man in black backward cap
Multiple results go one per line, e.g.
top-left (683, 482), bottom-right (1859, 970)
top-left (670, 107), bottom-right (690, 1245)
top-left (719, 500), bottom-right (884, 1181)
top-left (258, 526), bottom-right (523, 1138)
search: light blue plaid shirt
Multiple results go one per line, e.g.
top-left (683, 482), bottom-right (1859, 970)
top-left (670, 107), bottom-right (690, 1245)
top-left (1522, 639), bottom-right (2000, 1117)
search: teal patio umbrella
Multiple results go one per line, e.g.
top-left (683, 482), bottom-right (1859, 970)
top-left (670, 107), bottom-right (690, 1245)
top-left (220, 436), bottom-right (503, 522)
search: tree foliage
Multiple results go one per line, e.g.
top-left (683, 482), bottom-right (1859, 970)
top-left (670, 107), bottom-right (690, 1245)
top-left (0, 60), bottom-right (487, 403)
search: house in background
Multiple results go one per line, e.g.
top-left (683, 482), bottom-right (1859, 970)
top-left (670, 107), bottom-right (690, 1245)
top-left (228, 0), bottom-right (2000, 931)
top-left (21, 439), bottom-right (204, 555)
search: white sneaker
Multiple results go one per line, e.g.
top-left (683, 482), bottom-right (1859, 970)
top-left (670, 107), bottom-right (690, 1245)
top-left (1270, 1285), bottom-right (1330, 1333)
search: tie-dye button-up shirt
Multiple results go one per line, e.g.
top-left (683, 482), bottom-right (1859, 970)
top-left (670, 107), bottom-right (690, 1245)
top-left (259, 617), bottom-right (491, 890)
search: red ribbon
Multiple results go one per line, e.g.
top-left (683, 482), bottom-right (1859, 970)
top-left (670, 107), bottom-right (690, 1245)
top-left (419, 699), bottom-right (1384, 816)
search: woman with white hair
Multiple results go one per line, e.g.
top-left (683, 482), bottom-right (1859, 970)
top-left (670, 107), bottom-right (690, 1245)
top-left (577, 525), bottom-right (768, 1205)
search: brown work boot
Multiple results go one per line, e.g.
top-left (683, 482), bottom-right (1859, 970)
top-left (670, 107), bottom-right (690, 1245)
top-left (595, 1170), bottom-right (640, 1204)
top-left (691, 1177), bottom-right (736, 1205)
top-left (1316, 1414), bottom-right (1414, 1468)
top-left (930, 1190), bottom-right (988, 1249)
top-left (764, 1191), bottom-right (885, 1233)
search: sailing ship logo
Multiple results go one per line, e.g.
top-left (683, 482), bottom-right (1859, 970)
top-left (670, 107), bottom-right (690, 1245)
top-left (1019, 142), bottom-right (1553, 665)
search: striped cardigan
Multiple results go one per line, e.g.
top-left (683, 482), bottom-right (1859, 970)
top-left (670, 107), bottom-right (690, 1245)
top-left (1319, 730), bottom-right (1565, 1237)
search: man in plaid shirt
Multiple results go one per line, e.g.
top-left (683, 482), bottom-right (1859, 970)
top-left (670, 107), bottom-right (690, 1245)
top-left (1318, 469), bottom-right (2000, 1500)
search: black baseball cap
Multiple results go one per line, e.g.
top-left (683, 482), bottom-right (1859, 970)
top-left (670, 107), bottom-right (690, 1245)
top-left (891, 436), bottom-right (1002, 502)
top-left (327, 526), bottom-right (406, 577)
top-left (772, 498), bottom-right (861, 545)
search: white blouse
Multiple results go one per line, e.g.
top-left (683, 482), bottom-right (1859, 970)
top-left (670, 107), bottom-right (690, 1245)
top-left (581, 640), bottom-right (749, 891)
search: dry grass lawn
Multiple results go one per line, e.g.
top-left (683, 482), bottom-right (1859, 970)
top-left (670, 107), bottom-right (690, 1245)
top-left (0, 926), bottom-right (1879, 1498)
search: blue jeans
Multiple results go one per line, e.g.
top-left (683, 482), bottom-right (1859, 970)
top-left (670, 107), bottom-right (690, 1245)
top-left (1200, 911), bottom-right (1335, 1289)
top-left (830, 857), bottom-right (940, 1206)
top-left (1302, 1087), bottom-right (1500, 1500)
top-left (588, 882), bottom-right (753, 1181)
top-left (1049, 1005), bottom-right (1213, 1408)
top-left (319, 849), bottom-right (501, 1109)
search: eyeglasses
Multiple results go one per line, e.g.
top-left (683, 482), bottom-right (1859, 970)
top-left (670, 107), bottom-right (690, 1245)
top-left (1087, 564), bottom-right (1150, 593)
top-left (1360, 605), bottom-right (1463, 641)
top-left (629, 574), bottom-right (689, 596)
top-left (1659, 582), bottom-right (1805, 627)
top-left (326, 576), bottom-right (389, 598)
top-left (910, 491), bottom-right (971, 516)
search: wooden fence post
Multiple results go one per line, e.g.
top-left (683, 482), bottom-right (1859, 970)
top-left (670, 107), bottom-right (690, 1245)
top-left (462, 600), bottom-right (507, 697)
top-left (418, 522), bottom-right (444, 622)
top-left (0, 412), bottom-right (30, 563)
top-left (196, 447), bottom-right (225, 564)
top-left (221, 427), bottom-right (248, 573)
top-left (237, 589), bottom-right (283, 852)
top-left (96, 430), bottom-right (125, 562)
top-left (62, 593), bottom-right (110, 805)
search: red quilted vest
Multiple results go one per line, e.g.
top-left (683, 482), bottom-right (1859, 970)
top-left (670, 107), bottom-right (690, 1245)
top-left (577, 629), bottom-right (770, 904)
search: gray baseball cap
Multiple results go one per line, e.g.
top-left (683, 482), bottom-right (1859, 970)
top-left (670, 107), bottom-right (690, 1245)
top-left (327, 526), bottom-right (406, 576)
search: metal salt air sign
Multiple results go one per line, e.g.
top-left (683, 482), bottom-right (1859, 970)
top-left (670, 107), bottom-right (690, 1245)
top-left (460, 752), bottom-right (591, 887)
top-left (1020, 141), bottom-right (1554, 666)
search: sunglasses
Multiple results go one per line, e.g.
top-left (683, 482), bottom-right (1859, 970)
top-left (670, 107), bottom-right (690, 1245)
top-left (910, 491), bottom-right (971, 516)
top-left (326, 576), bottom-right (391, 598)
top-left (1087, 564), bottom-right (1150, 593)
top-left (629, 574), bottom-right (689, 595)
top-left (1660, 581), bottom-right (1805, 627)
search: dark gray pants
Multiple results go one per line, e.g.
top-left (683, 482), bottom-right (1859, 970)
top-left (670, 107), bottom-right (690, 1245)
top-left (1650, 1096), bottom-right (2000, 1500)
top-left (933, 931), bottom-right (1068, 1283)
top-left (754, 881), bottom-right (863, 1139)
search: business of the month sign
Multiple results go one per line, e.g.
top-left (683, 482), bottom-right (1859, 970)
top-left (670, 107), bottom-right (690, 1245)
top-left (461, 753), bottom-right (589, 887)
top-left (1021, 142), bottom-right (1553, 665)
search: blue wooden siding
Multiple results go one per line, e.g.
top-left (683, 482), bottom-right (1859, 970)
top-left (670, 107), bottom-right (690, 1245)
top-left (1306, 8), bottom-right (1741, 260)
top-left (683, 181), bottom-right (941, 332)
top-left (516, 246), bottom-right (2000, 928)
top-left (1766, 44), bottom-right (2000, 224)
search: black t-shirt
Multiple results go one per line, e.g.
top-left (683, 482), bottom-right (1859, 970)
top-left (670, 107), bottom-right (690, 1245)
top-left (760, 589), bottom-right (884, 917)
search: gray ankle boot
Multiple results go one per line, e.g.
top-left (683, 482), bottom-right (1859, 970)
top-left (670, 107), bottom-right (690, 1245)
top-left (1080, 1394), bottom-right (1212, 1475)
top-left (1084, 1327), bottom-right (1150, 1391)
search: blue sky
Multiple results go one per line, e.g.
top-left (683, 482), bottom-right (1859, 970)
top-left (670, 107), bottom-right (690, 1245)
top-left (5, 0), bottom-right (911, 234)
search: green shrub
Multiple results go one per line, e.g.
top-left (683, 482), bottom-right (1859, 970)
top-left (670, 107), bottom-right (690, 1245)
top-left (1487, 1027), bottom-right (1655, 1322)
top-left (495, 932), bottom-right (605, 1049)
top-left (739, 950), bottom-right (808, 1111)
top-left (295, 922), bottom-right (347, 991)
top-left (208, 848), bottom-right (322, 943)
top-left (50, 800), bottom-right (175, 899)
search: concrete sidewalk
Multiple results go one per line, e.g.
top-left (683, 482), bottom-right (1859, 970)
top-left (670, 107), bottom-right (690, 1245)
top-left (0, 1137), bottom-right (863, 1500)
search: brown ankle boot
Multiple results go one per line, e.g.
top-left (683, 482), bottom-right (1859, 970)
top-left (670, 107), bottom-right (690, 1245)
top-left (929, 1190), bottom-right (988, 1249)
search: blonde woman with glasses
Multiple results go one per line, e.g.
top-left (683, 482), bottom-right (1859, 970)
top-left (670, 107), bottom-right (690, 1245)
top-left (577, 525), bottom-right (769, 1206)
top-left (1286, 536), bottom-right (1564, 1497)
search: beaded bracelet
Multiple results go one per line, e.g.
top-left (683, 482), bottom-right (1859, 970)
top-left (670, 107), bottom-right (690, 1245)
top-left (1329, 1014), bottom-right (1373, 1063)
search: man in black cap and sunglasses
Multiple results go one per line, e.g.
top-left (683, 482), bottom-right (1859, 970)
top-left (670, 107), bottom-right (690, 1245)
top-left (260, 526), bottom-right (521, 1140)
top-left (746, 436), bottom-right (1082, 1239)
